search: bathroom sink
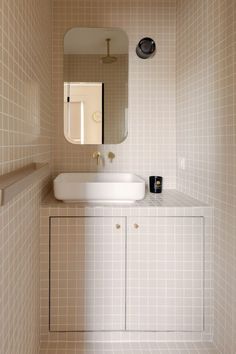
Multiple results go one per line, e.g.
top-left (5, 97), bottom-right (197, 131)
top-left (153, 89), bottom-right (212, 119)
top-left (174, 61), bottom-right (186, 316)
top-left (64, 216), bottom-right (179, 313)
top-left (53, 172), bottom-right (145, 203)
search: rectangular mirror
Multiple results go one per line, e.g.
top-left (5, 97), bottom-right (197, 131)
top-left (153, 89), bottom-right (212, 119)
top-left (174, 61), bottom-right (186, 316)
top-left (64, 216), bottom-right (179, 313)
top-left (64, 27), bottom-right (128, 144)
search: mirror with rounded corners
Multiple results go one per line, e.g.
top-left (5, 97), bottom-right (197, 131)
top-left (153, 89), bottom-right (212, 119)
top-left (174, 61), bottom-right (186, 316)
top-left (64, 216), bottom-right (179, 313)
top-left (64, 27), bottom-right (128, 144)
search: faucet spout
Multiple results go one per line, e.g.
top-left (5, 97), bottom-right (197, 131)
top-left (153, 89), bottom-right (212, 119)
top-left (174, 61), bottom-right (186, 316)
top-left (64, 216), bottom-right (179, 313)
top-left (93, 151), bottom-right (102, 165)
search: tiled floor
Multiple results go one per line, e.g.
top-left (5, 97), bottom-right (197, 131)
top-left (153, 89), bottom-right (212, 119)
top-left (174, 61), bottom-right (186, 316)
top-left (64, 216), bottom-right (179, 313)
top-left (39, 342), bottom-right (220, 354)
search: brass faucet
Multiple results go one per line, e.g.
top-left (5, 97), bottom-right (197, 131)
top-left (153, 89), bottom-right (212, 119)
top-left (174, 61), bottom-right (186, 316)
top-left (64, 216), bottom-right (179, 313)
top-left (93, 151), bottom-right (102, 165)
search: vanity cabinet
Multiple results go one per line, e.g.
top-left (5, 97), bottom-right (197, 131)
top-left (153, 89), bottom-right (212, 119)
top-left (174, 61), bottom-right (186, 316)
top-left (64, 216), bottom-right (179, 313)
top-left (126, 217), bottom-right (204, 331)
top-left (49, 216), bottom-right (204, 332)
top-left (50, 216), bottom-right (126, 331)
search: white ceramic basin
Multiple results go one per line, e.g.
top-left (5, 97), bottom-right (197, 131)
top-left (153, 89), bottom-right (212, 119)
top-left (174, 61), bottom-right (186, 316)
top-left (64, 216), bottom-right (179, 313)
top-left (53, 172), bottom-right (145, 203)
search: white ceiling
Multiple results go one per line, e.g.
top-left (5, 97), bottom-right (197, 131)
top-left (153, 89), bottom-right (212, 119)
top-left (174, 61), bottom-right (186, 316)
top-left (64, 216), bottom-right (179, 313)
top-left (64, 27), bottom-right (129, 55)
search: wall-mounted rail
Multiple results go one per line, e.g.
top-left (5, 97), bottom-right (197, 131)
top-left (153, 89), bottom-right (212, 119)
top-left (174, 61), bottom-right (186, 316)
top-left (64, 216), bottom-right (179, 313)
top-left (0, 163), bottom-right (49, 206)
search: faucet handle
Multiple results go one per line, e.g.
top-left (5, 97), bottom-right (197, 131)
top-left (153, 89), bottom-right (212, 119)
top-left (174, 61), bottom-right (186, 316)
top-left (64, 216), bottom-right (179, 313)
top-left (108, 151), bottom-right (115, 162)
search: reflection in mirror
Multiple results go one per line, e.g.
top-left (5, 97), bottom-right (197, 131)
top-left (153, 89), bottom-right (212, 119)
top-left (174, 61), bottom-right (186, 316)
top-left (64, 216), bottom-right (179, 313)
top-left (64, 27), bottom-right (128, 144)
top-left (64, 82), bottom-right (104, 144)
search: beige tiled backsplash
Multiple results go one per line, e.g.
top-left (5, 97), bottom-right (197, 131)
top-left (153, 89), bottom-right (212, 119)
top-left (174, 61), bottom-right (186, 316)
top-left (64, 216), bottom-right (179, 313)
top-left (52, 0), bottom-right (176, 187)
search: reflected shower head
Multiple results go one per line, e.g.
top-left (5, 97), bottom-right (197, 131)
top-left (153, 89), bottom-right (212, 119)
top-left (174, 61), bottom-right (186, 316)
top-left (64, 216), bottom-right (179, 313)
top-left (101, 55), bottom-right (117, 64)
top-left (101, 38), bottom-right (117, 64)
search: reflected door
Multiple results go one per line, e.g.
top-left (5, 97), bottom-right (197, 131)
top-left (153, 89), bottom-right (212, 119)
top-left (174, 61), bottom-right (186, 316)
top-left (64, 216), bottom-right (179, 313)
top-left (64, 82), bottom-right (104, 144)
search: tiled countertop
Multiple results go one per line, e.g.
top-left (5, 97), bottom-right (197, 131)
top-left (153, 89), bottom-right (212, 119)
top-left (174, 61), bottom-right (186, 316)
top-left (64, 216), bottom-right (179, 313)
top-left (41, 190), bottom-right (211, 217)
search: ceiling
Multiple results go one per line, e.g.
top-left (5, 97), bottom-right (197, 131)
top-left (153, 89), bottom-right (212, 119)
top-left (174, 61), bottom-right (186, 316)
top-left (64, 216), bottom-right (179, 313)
top-left (64, 27), bottom-right (129, 55)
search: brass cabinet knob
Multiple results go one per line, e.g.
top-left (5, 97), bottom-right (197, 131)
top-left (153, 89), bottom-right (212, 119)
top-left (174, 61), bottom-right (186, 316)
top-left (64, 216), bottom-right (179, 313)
top-left (116, 224), bottom-right (121, 229)
top-left (133, 223), bottom-right (139, 229)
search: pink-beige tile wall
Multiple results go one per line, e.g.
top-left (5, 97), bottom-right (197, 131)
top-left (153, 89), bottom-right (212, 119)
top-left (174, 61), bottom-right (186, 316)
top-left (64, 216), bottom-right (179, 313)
top-left (64, 54), bottom-right (128, 144)
top-left (176, 0), bottom-right (236, 353)
top-left (0, 1), bottom-right (52, 354)
top-left (52, 0), bottom-right (176, 188)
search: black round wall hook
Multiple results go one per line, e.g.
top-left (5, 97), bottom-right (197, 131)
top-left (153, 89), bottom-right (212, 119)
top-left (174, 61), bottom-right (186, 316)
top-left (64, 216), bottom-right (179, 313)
top-left (136, 37), bottom-right (156, 59)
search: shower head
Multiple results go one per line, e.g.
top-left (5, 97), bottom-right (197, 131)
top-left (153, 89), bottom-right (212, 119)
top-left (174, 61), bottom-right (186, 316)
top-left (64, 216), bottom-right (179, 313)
top-left (101, 38), bottom-right (117, 64)
top-left (101, 55), bottom-right (117, 64)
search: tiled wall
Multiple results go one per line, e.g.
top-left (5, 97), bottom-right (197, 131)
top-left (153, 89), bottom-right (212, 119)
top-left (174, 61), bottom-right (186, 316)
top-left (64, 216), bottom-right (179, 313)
top-left (176, 0), bottom-right (236, 353)
top-left (64, 54), bottom-right (128, 144)
top-left (52, 0), bottom-right (176, 188)
top-left (1, 0), bottom-right (234, 352)
top-left (0, 1), bottom-right (52, 353)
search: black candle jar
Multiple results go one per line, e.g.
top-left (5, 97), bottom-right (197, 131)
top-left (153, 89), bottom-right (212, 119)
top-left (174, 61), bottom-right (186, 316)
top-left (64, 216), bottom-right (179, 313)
top-left (149, 176), bottom-right (163, 193)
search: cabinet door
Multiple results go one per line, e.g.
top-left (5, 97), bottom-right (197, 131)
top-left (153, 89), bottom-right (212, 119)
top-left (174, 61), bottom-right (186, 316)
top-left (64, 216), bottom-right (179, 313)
top-left (50, 217), bottom-right (125, 331)
top-left (127, 217), bottom-right (203, 331)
